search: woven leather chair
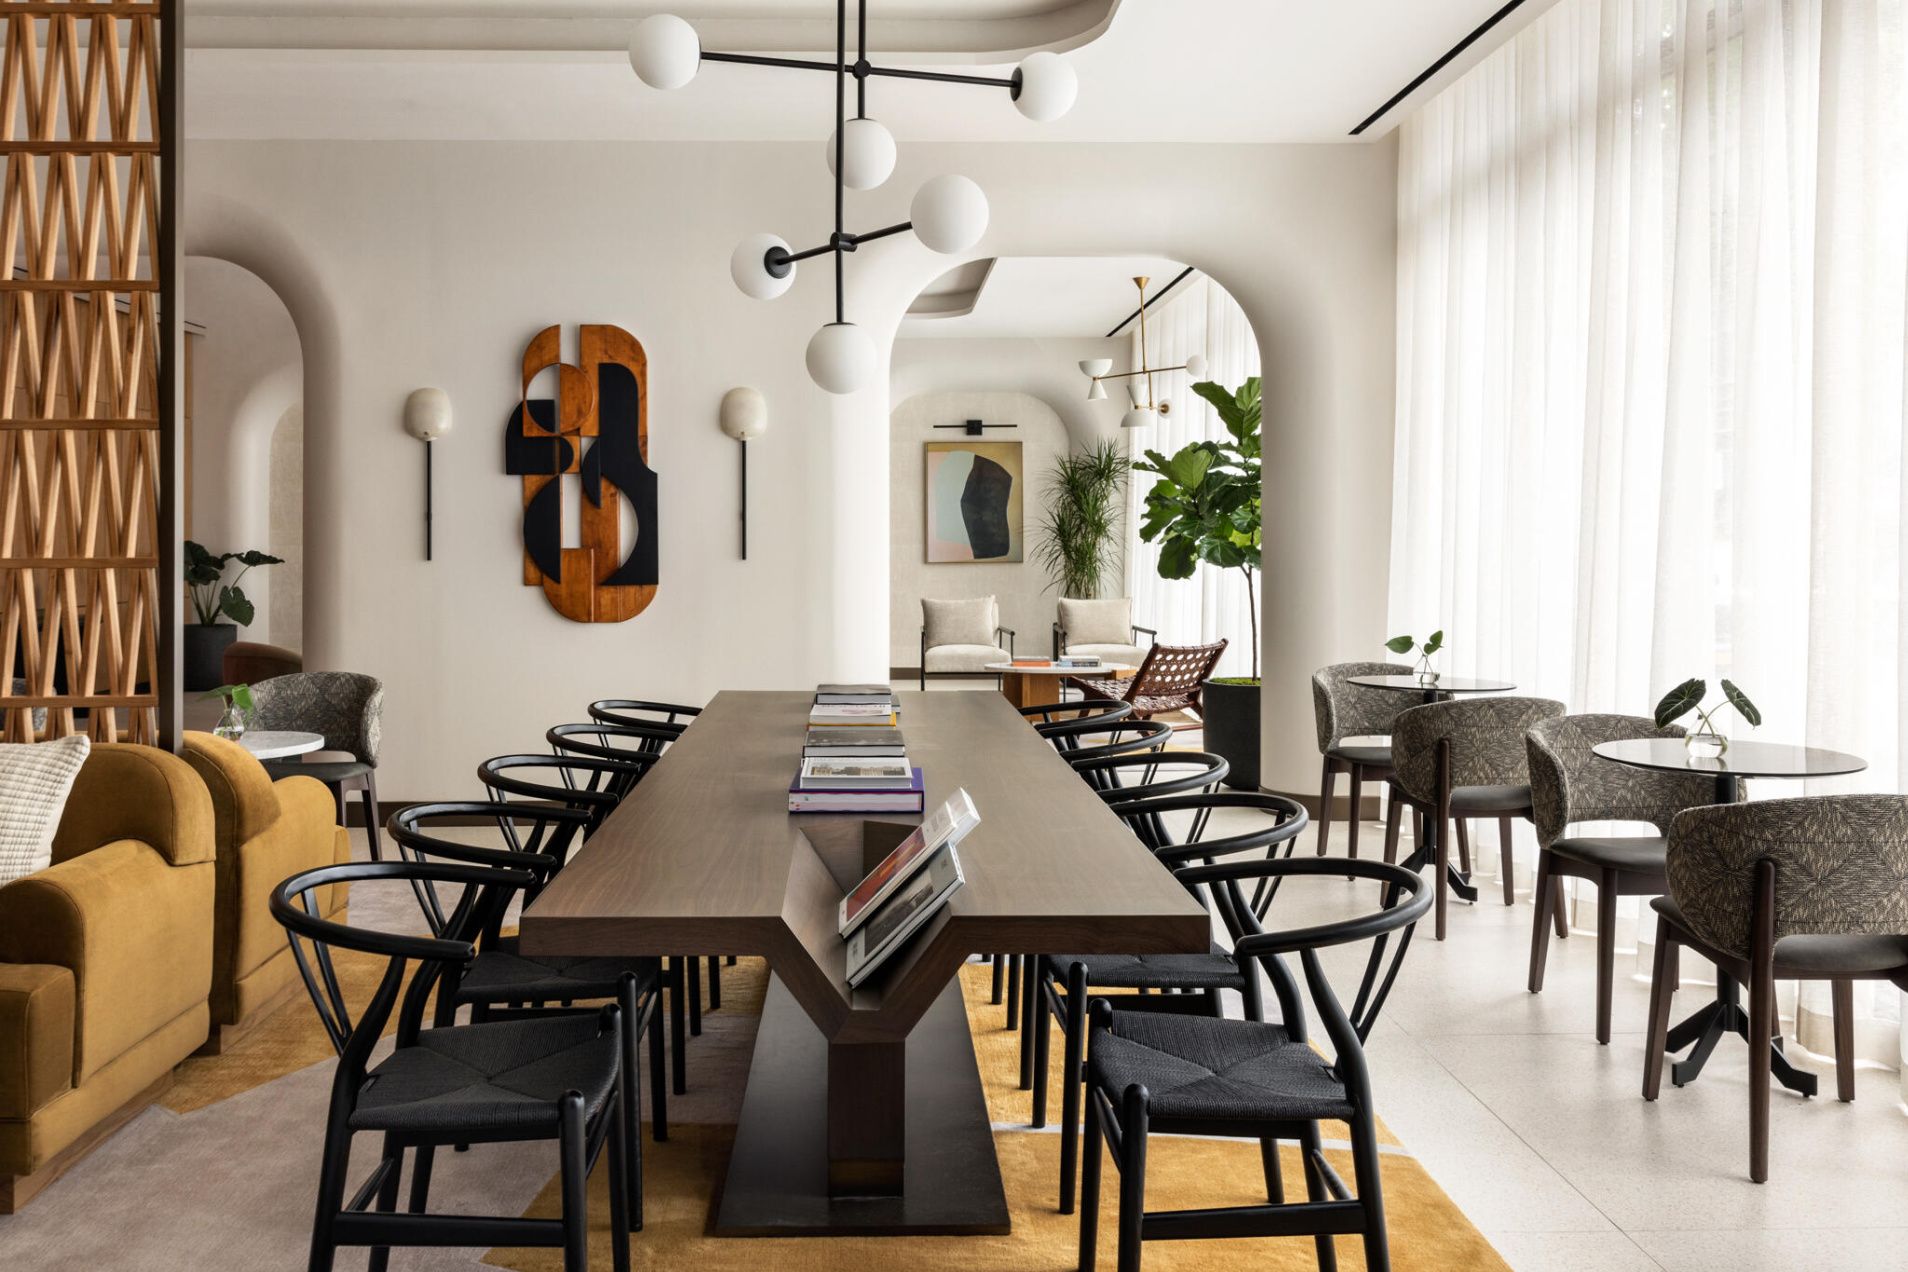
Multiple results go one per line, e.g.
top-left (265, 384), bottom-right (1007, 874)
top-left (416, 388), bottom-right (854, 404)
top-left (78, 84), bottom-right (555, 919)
top-left (1079, 854), bottom-right (1431, 1272)
top-left (1384, 696), bottom-right (1566, 940)
top-left (272, 860), bottom-right (632, 1272)
top-left (252, 671), bottom-right (385, 860)
top-left (1311, 662), bottom-right (1413, 864)
top-left (1525, 714), bottom-right (1715, 1043)
top-left (1026, 790), bottom-right (1308, 1216)
top-left (1067, 639), bottom-right (1227, 724)
top-left (1644, 796), bottom-right (1908, 1182)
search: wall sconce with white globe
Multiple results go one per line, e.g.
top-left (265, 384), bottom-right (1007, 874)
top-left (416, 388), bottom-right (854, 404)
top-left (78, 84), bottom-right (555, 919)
top-left (402, 388), bottom-right (452, 560)
top-left (719, 387), bottom-right (768, 559)
top-left (628, 2), bottom-right (1077, 395)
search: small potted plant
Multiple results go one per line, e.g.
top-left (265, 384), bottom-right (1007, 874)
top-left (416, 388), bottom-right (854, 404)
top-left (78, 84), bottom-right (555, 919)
top-left (1385, 630), bottom-right (1445, 684)
top-left (202, 683), bottom-right (254, 741)
top-left (1135, 378), bottom-right (1261, 787)
top-left (1654, 677), bottom-right (1760, 759)
top-left (184, 541), bottom-right (282, 691)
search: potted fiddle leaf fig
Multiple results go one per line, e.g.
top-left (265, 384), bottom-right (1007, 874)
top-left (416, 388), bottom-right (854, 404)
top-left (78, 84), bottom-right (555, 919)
top-left (184, 541), bottom-right (282, 691)
top-left (1654, 677), bottom-right (1760, 760)
top-left (1136, 377), bottom-right (1261, 787)
top-left (1385, 630), bottom-right (1445, 684)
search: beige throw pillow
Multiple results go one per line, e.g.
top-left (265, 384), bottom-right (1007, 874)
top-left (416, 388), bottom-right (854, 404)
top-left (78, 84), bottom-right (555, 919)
top-left (0, 734), bottom-right (91, 886)
top-left (923, 596), bottom-right (998, 648)
top-left (1058, 597), bottom-right (1132, 647)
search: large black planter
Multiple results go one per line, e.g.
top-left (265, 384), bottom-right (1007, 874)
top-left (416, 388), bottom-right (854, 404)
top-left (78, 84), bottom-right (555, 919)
top-left (184, 623), bottom-right (240, 690)
top-left (1200, 678), bottom-right (1261, 790)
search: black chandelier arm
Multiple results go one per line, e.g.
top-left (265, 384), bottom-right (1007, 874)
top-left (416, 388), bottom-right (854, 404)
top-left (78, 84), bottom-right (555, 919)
top-left (856, 0), bottom-right (868, 118)
top-left (697, 50), bottom-right (1014, 92)
top-left (1093, 364), bottom-right (1197, 383)
top-left (764, 220), bottom-right (916, 278)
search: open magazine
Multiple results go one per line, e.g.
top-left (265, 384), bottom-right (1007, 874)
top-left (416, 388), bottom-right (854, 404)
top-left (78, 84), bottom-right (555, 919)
top-left (837, 787), bottom-right (980, 938)
top-left (844, 843), bottom-right (965, 989)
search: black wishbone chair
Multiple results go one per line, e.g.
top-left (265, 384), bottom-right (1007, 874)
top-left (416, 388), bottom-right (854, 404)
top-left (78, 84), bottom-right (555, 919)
top-left (389, 804), bottom-right (668, 1192)
top-left (1079, 855), bottom-right (1432, 1272)
top-left (272, 861), bottom-right (632, 1272)
top-left (1020, 698), bottom-right (1135, 742)
top-left (477, 753), bottom-right (698, 1094)
top-left (545, 723), bottom-right (668, 799)
top-left (1025, 791), bottom-right (1309, 1216)
top-left (587, 698), bottom-right (700, 753)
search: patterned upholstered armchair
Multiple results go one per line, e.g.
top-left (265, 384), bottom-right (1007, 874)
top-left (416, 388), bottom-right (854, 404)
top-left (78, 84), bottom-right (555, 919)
top-left (1310, 661), bottom-right (1413, 862)
top-left (1646, 796), bottom-right (1908, 1182)
top-left (1386, 696), bottom-right (1565, 940)
top-left (1524, 714), bottom-right (1715, 1043)
top-left (249, 671), bottom-right (385, 859)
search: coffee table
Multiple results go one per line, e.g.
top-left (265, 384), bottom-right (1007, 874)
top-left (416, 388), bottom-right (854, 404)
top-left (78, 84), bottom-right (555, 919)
top-left (983, 661), bottom-right (1133, 710)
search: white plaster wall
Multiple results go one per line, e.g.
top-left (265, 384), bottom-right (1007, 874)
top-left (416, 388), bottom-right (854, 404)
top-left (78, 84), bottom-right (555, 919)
top-left (889, 389), bottom-right (1068, 668)
top-left (268, 404), bottom-right (304, 651)
top-left (890, 335), bottom-right (1124, 449)
top-left (185, 256), bottom-right (302, 648)
top-left (185, 138), bottom-right (1397, 797)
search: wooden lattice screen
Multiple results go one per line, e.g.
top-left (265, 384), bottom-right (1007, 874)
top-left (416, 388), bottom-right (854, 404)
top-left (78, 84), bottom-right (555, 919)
top-left (0, 0), bottom-right (177, 745)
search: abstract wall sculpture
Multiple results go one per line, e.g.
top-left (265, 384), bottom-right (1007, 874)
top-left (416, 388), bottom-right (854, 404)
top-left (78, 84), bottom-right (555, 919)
top-left (925, 440), bottom-right (1022, 563)
top-left (504, 324), bottom-right (659, 622)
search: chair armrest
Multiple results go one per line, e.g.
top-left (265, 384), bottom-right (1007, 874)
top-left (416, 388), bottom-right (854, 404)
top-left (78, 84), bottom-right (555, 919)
top-left (182, 731), bottom-right (284, 848)
top-left (1052, 623), bottom-right (1065, 659)
top-left (51, 744), bottom-right (214, 868)
top-left (0, 841), bottom-right (213, 1083)
top-left (996, 626), bottom-right (1015, 656)
top-left (0, 962), bottom-right (74, 1119)
top-left (1132, 625), bottom-right (1158, 645)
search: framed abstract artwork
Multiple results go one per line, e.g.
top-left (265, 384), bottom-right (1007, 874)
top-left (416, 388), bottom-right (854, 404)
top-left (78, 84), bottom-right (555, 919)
top-left (925, 440), bottom-right (1023, 563)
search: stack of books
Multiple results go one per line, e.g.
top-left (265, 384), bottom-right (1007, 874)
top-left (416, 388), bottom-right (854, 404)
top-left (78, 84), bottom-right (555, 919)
top-left (793, 684), bottom-right (922, 812)
top-left (1056, 654), bottom-right (1103, 670)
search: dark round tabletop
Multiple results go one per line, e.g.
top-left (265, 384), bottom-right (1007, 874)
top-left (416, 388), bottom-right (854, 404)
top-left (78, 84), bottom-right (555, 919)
top-left (1591, 737), bottom-right (1867, 780)
top-left (1346, 674), bottom-right (1517, 695)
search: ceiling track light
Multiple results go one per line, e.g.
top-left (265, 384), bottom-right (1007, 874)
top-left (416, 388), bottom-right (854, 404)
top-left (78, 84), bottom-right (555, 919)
top-left (1078, 275), bottom-right (1208, 426)
top-left (630, 3), bottom-right (1078, 394)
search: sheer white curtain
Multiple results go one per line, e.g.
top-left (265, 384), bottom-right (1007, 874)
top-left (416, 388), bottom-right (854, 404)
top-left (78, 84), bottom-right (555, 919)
top-left (1124, 275), bottom-right (1261, 678)
top-left (1392, 0), bottom-right (1908, 1086)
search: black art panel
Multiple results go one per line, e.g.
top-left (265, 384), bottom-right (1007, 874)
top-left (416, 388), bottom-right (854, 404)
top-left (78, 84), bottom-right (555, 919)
top-left (959, 455), bottom-right (1013, 560)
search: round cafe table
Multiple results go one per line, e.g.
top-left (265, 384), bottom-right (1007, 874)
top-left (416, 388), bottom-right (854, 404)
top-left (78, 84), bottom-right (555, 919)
top-left (984, 661), bottom-right (1133, 711)
top-left (1592, 736), bottom-right (1867, 1096)
top-left (238, 729), bottom-right (325, 761)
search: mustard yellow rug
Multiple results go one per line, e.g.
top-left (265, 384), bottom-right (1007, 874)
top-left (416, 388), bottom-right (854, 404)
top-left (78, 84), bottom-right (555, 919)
top-left (485, 962), bottom-right (1505, 1271)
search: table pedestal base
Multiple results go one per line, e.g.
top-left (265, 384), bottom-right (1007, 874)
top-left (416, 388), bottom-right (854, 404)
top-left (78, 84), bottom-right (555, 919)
top-left (714, 973), bottom-right (1010, 1237)
top-left (1665, 975), bottom-right (1817, 1096)
top-left (1398, 844), bottom-right (1480, 905)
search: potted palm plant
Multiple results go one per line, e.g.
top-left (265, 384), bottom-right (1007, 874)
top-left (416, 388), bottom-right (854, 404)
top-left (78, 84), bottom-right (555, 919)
top-left (1032, 439), bottom-right (1129, 599)
top-left (1135, 377), bottom-right (1261, 787)
top-left (184, 541), bottom-right (282, 690)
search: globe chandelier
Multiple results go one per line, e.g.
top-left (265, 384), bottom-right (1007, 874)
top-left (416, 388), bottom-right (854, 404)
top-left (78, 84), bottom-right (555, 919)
top-left (1078, 276), bottom-right (1209, 428)
top-left (628, 1), bottom-right (1079, 394)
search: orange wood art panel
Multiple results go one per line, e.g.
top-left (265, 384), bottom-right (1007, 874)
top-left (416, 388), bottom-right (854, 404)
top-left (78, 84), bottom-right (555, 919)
top-left (506, 324), bottom-right (658, 623)
top-left (0, 1), bottom-right (167, 743)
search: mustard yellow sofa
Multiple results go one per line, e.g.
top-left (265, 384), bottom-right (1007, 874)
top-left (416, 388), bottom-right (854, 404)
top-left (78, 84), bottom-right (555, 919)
top-left (0, 744), bottom-right (215, 1212)
top-left (181, 731), bottom-right (350, 1053)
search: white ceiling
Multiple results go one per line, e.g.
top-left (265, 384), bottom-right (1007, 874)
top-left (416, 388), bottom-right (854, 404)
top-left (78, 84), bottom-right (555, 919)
top-left (183, 0), bottom-right (1564, 143)
top-left (900, 255), bottom-right (1189, 339)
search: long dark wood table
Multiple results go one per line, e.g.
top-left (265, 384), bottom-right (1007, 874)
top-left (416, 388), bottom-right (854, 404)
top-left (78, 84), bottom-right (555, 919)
top-left (519, 689), bottom-right (1210, 1236)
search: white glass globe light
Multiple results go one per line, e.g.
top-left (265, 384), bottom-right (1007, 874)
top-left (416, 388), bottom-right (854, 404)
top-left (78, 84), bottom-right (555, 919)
top-left (1012, 51), bottom-right (1077, 122)
top-left (730, 233), bottom-right (794, 300)
top-left (1086, 379), bottom-right (1107, 402)
top-left (1120, 406), bottom-right (1158, 429)
top-left (1185, 352), bottom-right (1209, 378)
top-left (628, 15), bottom-right (701, 90)
top-left (910, 175), bottom-right (989, 254)
top-left (1078, 358), bottom-right (1113, 377)
top-left (826, 118), bottom-right (897, 190)
top-left (806, 322), bottom-right (876, 395)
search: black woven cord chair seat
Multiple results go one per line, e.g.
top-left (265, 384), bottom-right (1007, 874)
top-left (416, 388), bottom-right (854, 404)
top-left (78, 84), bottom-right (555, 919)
top-left (1652, 898), bottom-right (1908, 977)
top-left (1326, 743), bottom-right (1392, 767)
top-left (1052, 946), bottom-right (1246, 991)
top-left (454, 935), bottom-right (661, 1004)
top-left (1549, 834), bottom-right (1667, 873)
top-left (350, 1015), bottom-right (618, 1134)
top-left (262, 758), bottom-right (372, 784)
top-left (1088, 1012), bottom-right (1350, 1122)
top-left (1449, 783), bottom-right (1532, 814)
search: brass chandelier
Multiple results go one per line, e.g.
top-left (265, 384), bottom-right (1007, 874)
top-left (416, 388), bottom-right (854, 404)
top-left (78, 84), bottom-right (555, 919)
top-left (1079, 276), bottom-right (1209, 428)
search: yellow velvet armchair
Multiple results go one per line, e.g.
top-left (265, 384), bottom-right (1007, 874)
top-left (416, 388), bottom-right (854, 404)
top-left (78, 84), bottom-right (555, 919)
top-left (181, 731), bottom-right (351, 1053)
top-left (0, 744), bottom-right (216, 1212)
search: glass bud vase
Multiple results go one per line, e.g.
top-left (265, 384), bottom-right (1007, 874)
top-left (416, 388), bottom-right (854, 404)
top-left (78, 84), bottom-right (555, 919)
top-left (213, 702), bottom-right (247, 742)
top-left (1416, 655), bottom-right (1440, 687)
top-left (1684, 729), bottom-right (1726, 760)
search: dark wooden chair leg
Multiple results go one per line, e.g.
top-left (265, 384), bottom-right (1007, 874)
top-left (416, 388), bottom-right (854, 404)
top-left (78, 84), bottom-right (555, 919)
top-left (1350, 1107), bottom-right (1390, 1272)
top-left (1078, 1097), bottom-right (1104, 1272)
top-left (361, 770), bottom-right (383, 862)
top-left (1346, 764), bottom-right (1364, 861)
top-left (1454, 816), bottom-right (1472, 875)
top-left (1382, 795), bottom-right (1401, 866)
top-left (1832, 979), bottom-right (1856, 1102)
top-left (667, 957), bottom-right (687, 1096)
top-left (1258, 1136), bottom-right (1282, 1203)
top-left (1497, 816), bottom-right (1516, 905)
top-left (1008, 953), bottom-right (1024, 1032)
top-left (1297, 1119), bottom-right (1340, 1272)
top-left (707, 956), bottom-right (722, 1011)
top-left (1642, 930), bottom-right (1677, 1100)
top-left (1058, 962), bottom-right (1088, 1215)
top-left (990, 952), bottom-right (1005, 1005)
top-left (648, 983), bottom-right (668, 1141)
top-left (616, 977), bottom-right (645, 1227)
top-left (1316, 756), bottom-right (1335, 856)
top-left (687, 957), bottom-right (702, 1037)
top-left (1432, 814), bottom-right (1449, 941)
top-left (1031, 963), bottom-right (1053, 1128)
top-left (1551, 874), bottom-right (1569, 938)
top-left (605, 1102), bottom-right (634, 1271)
top-left (1749, 863), bottom-right (1776, 1183)
top-left (1594, 868), bottom-right (1617, 1044)
top-left (558, 1092), bottom-right (590, 1269)
top-left (1019, 955), bottom-right (1040, 1088)
top-left (407, 1144), bottom-right (435, 1214)
top-left (1115, 1085), bottom-right (1148, 1272)
top-left (366, 1135), bottom-right (404, 1272)
top-left (1528, 850), bottom-right (1555, 994)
